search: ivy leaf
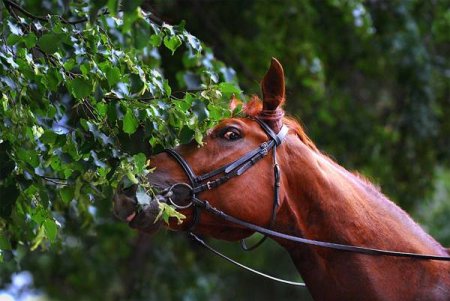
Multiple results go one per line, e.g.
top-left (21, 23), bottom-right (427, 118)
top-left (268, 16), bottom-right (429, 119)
top-left (123, 108), bottom-right (139, 134)
top-left (164, 35), bottom-right (182, 54)
top-left (150, 34), bottom-right (162, 47)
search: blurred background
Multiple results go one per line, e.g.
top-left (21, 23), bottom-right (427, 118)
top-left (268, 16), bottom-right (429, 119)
top-left (1, 0), bottom-right (450, 300)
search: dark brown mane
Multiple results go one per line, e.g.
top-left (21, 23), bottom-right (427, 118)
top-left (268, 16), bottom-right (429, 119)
top-left (244, 96), bottom-right (318, 151)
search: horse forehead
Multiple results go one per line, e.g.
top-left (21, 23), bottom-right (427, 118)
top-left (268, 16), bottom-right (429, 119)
top-left (210, 117), bottom-right (264, 136)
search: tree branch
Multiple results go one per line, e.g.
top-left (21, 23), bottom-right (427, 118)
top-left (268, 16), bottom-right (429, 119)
top-left (2, 0), bottom-right (109, 25)
top-left (3, 0), bottom-right (48, 22)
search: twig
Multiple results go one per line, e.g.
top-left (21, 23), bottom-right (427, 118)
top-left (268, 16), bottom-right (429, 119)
top-left (3, 0), bottom-right (48, 22)
top-left (3, 0), bottom-right (109, 25)
top-left (103, 89), bottom-right (207, 102)
top-left (40, 175), bottom-right (69, 185)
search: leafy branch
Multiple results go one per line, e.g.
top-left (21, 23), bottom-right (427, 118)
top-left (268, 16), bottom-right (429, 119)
top-left (0, 0), bottom-right (239, 256)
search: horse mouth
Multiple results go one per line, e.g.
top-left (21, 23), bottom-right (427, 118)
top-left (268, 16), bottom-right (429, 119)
top-left (113, 185), bottom-right (163, 232)
top-left (126, 212), bottom-right (137, 222)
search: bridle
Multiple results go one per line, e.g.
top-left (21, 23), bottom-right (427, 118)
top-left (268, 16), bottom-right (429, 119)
top-left (164, 118), bottom-right (289, 245)
top-left (150, 117), bottom-right (450, 287)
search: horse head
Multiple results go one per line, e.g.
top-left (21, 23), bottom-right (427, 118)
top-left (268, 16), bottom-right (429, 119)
top-left (113, 58), bottom-right (291, 240)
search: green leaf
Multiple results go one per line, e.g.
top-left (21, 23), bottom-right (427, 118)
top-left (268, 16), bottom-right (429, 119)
top-left (59, 186), bottom-right (74, 204)
top-left (68, 78), bottom-right (93, 99)
top-left (44, 219), bottom-right (58, 242)
top-left (24, 33), bottom-right (37, 48)
top-left (37, 33), bottom-right (65, 53)
top-left (150, 34), bottom-right (162, 47)
top-left (164, 35), bottom-right (182, 54)
top-left (179, 126), bottom-right (195, 144)
top-left (155, 202), bottom-right (186, 225)
top-left (163, 80), bottom-right (172, 96)
top-left (31, 224), bottom-right (46, 251)
top-left (107, 0), bottom-right (120, 14)
top-left (123, 108), bottom-right (139, 134)
top-left (6, 34), bottom-right (21, 46)
top-left (126, 171), bottom-right (139, 184)
top-left (194, 129), bottom-right (203, 146)
top-left (96, 102), bottom-right (107, 116)
top-left (105, 66), bottom-right (121, 87)
top-left (133, 153), bottom-right (147, 173)
top-left (16, 149), bottom-right (39, 168)
top-left (218, 82), bottom-right (241, 95)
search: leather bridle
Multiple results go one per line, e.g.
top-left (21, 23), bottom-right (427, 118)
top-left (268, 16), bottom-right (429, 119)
top-left (164, 118), bottom-right (289, 246)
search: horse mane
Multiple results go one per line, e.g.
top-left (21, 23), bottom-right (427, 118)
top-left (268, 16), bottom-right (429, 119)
top-left (243, 96), bottom-right (318, 152)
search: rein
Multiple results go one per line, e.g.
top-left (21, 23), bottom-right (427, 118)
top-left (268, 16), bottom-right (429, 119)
top-left (157, 118), bottom-right (450, 286)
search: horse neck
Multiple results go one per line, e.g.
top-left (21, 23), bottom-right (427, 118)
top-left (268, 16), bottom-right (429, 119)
top-left (272, 137), bottom-right (449, 300)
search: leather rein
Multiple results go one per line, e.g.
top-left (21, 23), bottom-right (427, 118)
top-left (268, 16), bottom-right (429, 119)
top-left (157, 118), bottom-right (450, 287)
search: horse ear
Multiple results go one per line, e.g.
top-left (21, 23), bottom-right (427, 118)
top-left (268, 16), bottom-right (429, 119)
top-left (229, 96), bottom-right (242, 112)
top-left (261, 58), bottom-right (285, 111)
top-left (260, 58), bottom-right (285, 131)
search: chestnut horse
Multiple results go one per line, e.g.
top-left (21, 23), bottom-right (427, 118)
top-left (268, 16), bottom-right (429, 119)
top-left (114, 59), bottom-right (450, 300)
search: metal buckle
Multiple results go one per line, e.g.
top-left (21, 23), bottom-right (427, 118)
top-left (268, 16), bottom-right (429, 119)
top-left (260, 142), bottom-right (269, 155)
top-left (206, 181), bottom-right (213, 190)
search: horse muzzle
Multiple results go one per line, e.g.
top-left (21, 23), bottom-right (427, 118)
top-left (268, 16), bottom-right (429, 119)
top-left (113, 184), bottom-right (163, 233)
top-left (112, 181), bottom-right (195, 232)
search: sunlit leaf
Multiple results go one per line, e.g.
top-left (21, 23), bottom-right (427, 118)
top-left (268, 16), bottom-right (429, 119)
top-left (164, 35), bottom-right (182, 54)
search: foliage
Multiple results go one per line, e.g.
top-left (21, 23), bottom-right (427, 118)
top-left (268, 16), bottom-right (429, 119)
top-left (0, 1), bottom-right (239, 258)
top-left (0, 0), bottom-right (240, 290)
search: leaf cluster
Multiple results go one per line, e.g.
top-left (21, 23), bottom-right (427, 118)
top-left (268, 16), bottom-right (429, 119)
top-left (0, 0), bottom-right (241, 265)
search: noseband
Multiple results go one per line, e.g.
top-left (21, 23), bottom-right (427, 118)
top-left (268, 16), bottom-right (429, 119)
top-left (164, 118), bottom-right (289, 249)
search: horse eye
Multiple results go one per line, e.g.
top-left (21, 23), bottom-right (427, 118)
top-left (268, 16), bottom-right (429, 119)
top-left (222, 128), bottom-right (241, 141)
